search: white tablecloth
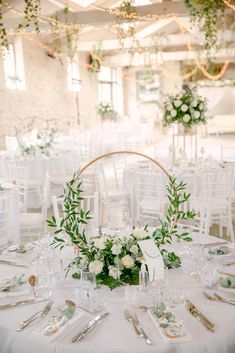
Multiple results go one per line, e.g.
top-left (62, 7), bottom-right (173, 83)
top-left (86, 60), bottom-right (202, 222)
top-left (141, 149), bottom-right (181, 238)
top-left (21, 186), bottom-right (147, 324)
top-left (0, 235), bottom-right (235, 353)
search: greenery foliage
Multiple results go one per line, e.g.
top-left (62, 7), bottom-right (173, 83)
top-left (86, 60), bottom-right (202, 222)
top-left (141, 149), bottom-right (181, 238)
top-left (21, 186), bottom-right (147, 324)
top-left (184, 0), bottom-right (225, 54)
top-left (47, 175), bottom-right (195, 289)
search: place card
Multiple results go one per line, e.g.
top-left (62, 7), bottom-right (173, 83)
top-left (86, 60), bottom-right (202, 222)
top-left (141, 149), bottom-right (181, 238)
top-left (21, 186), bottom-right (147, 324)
top-left (138, 239), bottom-right (164, 281)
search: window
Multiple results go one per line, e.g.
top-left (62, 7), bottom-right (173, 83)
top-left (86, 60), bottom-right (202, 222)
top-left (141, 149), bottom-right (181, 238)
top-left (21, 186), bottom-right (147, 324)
top-left (67, 59), bottom-right (82, 92)
top-left (2, 37), bottom-right (25, 90)
top-left (98, 66), bottom-right (118, 109)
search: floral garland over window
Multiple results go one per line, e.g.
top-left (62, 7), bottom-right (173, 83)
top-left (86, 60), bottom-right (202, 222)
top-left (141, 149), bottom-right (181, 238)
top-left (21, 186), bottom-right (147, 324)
top-left (163, 87), bottom-right (208, 128)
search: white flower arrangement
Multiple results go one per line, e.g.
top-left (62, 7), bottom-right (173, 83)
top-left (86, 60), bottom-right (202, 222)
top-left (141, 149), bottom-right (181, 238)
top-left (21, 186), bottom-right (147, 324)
top-left (97, 102), bottom-right (116, 117)
top-left (16, 129), bottom-right (56, 157)
top-left (48, 177), bottom-right (196, 289)
top-left (163, 87), bottom-right (208, 128)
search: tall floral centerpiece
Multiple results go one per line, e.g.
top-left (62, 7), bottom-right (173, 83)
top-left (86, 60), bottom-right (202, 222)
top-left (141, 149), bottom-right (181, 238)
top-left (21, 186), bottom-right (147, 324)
top-left (48, 174), bottom-right (196, 289)
top-left (163, 87), bottom-right (208, 164)
top-left (163, 87), bottom-right (207, 131)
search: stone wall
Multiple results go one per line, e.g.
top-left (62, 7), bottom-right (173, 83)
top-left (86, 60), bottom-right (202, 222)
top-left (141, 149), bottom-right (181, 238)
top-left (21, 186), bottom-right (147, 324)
top-left (0, 37), bottom-right (99, 148)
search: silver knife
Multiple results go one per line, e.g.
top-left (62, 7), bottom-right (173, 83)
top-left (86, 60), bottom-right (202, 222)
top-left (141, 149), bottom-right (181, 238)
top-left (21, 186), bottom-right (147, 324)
top-left (72, 312), bottom-right (108, 342)
top-left (186, 300), bottom-right (215, 329)
top-left (0, 259), bottom-right (29, 267)
top-left (41, 300), bottom-right (53, 317)
top-left (186, 300), bottom-right (215, 332)
top-left (0, 298), bottom-right (46, 310)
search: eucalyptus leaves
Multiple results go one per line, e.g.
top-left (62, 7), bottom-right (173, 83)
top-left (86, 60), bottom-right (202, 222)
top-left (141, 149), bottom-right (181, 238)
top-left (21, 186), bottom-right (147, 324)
top-left (48, 174), bottom-right (195, 289)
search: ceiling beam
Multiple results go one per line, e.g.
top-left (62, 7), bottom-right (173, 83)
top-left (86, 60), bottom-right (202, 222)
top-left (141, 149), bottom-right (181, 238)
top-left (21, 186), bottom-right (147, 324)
top-left (104, 47), bottom-right (235, 66)
top-left (56, 1), bottom-right (189, 25)
top-left (76, 30), bottom-right (235, 51)
top-left (135, 18), bottom-right (175, 39)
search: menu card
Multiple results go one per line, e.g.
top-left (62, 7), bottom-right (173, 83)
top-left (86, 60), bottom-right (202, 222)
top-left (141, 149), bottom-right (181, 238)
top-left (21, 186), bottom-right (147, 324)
top-left (138, 239), bottom-right (164, 281)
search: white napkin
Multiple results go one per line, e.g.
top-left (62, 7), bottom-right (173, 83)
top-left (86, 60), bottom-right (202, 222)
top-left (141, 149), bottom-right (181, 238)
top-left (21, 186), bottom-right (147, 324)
top-left (148, 309), bottom-right (191, 343)
top-left (32, 308), bottom-right (84, 342)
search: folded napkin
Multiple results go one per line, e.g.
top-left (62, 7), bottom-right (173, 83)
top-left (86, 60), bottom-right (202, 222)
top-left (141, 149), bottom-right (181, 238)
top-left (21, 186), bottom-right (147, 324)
top-left (32, 301), bottom-right (84, 342)
top-left (0, 274), bottom-right (30, 298)
top-left (148, 303), bottom-right (191, 343)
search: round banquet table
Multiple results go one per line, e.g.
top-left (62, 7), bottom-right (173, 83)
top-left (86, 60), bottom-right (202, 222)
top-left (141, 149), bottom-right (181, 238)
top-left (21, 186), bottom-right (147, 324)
top-left (0, 235), bottom-right (235, 353)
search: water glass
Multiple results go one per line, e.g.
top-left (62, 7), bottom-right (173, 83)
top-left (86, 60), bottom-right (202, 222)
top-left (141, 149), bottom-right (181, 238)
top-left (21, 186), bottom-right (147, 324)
top-left (78, 270), bottom-right (96, 303)
top-left (34, 273), bottom-right (52, 299)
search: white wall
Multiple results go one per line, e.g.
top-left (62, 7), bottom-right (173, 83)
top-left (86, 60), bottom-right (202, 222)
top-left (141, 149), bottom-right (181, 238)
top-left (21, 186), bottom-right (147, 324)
top-left (0, 38), bottom-right (99, 147)
top-left (122, 62), bottom-right (182, 125)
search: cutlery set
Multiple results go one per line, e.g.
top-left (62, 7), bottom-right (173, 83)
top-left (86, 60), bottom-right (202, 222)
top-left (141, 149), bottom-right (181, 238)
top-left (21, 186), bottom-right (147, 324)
top-left (17, 300), bottom-right (54, 331)
top-left (124, 309), bottom-right (152, 345)
top-left (203, 291), bottom-right (235, 305)
top-left (185, 300), bottom-right (215, 332)
top-left (72, 312), bottom-right (109, 342)
top-left (0, 259), bottom-right (29, 267)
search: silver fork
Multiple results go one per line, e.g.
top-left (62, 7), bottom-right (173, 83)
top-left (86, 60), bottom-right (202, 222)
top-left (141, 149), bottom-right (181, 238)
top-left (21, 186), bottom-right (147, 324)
top-left (17, 301), bottom-right (53, 331)
top-left (203, 291), bottom-right (235, 306)
top-left (124, 310), bottom-right (143, 337)
top-left (132, 312), bottom-right (152, 345)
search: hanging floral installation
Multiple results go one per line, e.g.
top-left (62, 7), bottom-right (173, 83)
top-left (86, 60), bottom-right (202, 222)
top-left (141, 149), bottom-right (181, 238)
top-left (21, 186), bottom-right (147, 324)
top-left (44, 7), bottom-right (80, 64)
top-left (184, 0), bottom-right (225, 55)
top-left (115, 0), bottom-right (136, 43)
top-left (87, 52), bottom-right (102, 73)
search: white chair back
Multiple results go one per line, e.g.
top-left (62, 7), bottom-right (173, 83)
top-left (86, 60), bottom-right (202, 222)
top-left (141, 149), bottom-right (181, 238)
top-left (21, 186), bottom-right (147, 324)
top-left (0, 190), bottom-right (12, 243)
top-left (221, 146), bottom-right (235, 163)
top-left (9, 163), bottom-right (29, 212)
top-left (134, 170), bottom-right (167, 226)
top-left (52, 191), bottom-right (99, 231)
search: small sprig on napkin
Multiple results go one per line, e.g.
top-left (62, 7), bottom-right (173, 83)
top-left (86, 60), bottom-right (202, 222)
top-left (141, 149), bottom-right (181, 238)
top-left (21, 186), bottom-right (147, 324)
top-left (208, 246), bottom-right (230, 256)
top-left (0, 274), bottom-right (26, 292)
top-left (220, 277), bottom-right (235, 289)
top-left (42, 300), bottom-right (76, 336)
top-left (151, 303), bottom-right (177, 329)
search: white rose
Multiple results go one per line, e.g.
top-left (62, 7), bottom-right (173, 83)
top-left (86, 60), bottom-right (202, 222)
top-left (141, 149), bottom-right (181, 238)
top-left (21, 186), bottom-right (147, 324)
top-left (132, 228), bottom-right (148, 239)
top-left (130, 244), bottom-right (139, 255)
top-left (174, 100), bottom-right (182, 108)
top-left (181, 104), bottom-right (188, 112)
top-left (121, 255), bottom-right (135, 269)
top-left (170, 109), bottom-right (177, 118)
top-left (167, 103), bottom-right (173, 111)
top-left (183, 114), bottom-right (190, 123)
top-left (89, 260), bottom-right (103, 274)
top-left (94, 238), bottom-right (106, 250)
top-left (111, 243), bottom-right (122, 255)
top-left (194, 111), bottom-right (200, 119)
top-left (108, 266), bottom-right (121, 279)
top-left (191, 99), bottom-right (198, 108)
top-left (199, 103), bottom-right (204, 110)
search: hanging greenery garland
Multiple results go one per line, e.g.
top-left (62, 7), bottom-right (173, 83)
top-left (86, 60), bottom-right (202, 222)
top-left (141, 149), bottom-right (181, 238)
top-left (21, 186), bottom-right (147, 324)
top-left (18, 0), bottom-right (41, 32)
top-left (0, 2), bottom-right (8, 49)
top-left (0, 0), bottom-right (41, 48)
top-left (116, 0), bottom-right (136, 42)
top-left (184, 0), bottom-right (225, 55)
